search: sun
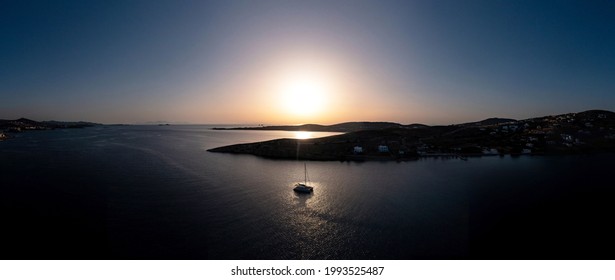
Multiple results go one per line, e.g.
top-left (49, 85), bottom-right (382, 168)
top-left (278, 73), bottom-right (328, 116)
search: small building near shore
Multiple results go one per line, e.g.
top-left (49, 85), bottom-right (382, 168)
top-left (353, 146), bottom-right (363, 154)
top-left (378, 145), bottom-right (389, 153)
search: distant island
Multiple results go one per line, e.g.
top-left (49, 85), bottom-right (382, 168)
top-left (208, 110), bottom-right (615, 161)
top-left (0, 118), bottom-right (100, 140)
top-left (212, 122), bottom-right (425, 132)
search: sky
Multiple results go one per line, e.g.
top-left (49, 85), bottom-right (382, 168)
top-left (1, 0), bottom-right (614, 125)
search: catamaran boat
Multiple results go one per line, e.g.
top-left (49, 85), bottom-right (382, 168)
top-left (293, 163), bottom-right (314, 193)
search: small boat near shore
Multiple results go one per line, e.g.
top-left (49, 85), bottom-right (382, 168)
top-left (293, 163), bottom-right (314, 193)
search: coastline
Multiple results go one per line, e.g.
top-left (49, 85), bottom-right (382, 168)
top-left (208, 110), bottom-right (615, 161)
top-left (206, 136), bottom-right (609, 162)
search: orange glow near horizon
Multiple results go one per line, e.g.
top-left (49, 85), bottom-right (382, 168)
top-left (187, 51), bottom-right (425, 126)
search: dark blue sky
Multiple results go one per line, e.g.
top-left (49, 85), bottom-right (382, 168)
top-left (1, 0), bottom-right (614, 124)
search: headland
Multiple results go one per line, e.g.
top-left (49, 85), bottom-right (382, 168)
top-left (208, 110), bottom-right (615, 161)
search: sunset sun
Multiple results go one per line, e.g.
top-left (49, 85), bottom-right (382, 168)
top-left (278, 73), bottom-right (329, 117)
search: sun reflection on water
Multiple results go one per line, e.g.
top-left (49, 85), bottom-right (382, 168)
top-left (279, 181), bottom-right (348, 258)
top-left (293, 131), bottom-right (313, 139)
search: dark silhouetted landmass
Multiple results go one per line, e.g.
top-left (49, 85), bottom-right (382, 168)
top-left (459, 117), bottom-right (517, 127)
top-left (213, 121), bottom-right (404, 132)
top-left (208, 110), bottom-right (615, 160)
top-left (214, 119), bottom-right (515, 132)
top-left (0, 118), bottom-right (100, 140)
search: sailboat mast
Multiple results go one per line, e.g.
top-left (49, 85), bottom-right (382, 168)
top-left (304, 162), bottom-right (307, 185)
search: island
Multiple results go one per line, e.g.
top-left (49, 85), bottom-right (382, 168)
top-left (213, 122), bottom-right (411, 132)
top-left (0, 118), bottom-right (100, 140)
top-left (208, 110), bottom-right (615, 161)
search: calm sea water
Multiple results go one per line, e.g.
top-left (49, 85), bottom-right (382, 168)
top-left (1, 126), bottom-right (613, 259)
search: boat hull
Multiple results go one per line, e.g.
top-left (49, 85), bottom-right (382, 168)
top-left (293, 183), bottom-right (313, 193)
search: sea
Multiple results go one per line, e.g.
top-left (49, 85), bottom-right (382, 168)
top-left (1, 125), bottom-right (613, 259)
